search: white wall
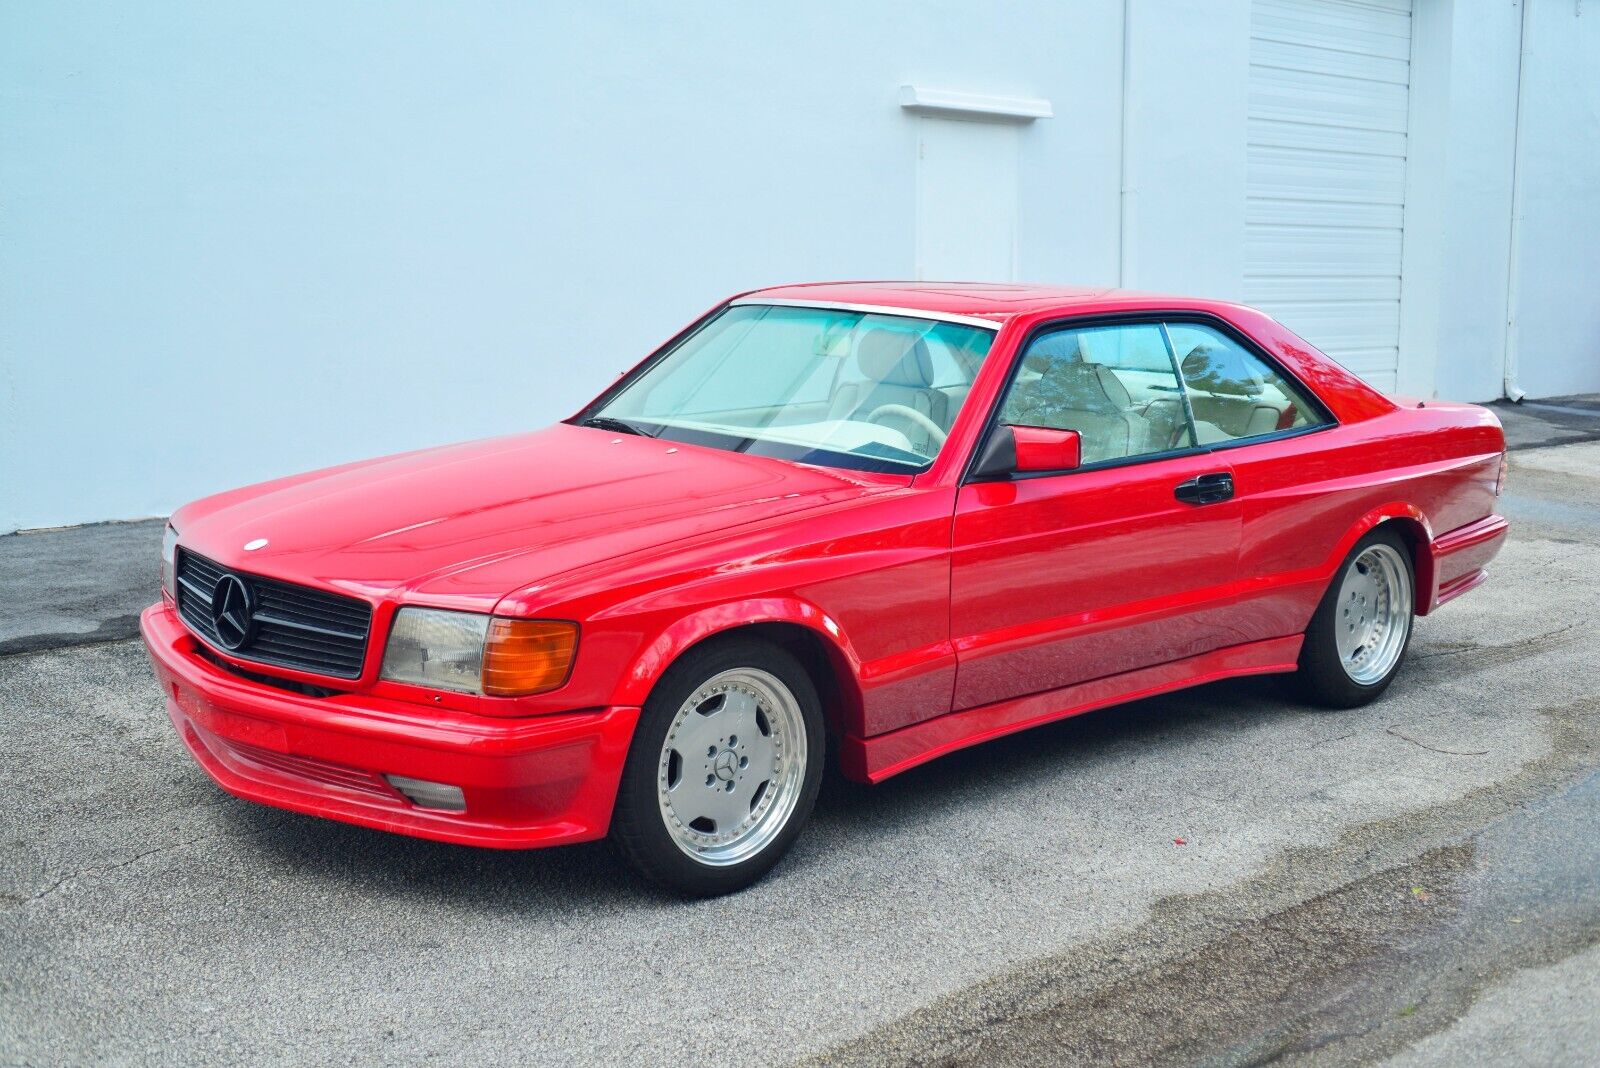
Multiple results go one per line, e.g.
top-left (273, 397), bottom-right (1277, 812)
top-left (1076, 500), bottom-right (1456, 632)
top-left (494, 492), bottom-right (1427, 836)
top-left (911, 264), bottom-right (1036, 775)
top-left (1506, 0), bottom-right (1600, 400)
top-left (1413, 0), bottom-right (1600, 404)
top-left (1120, 0), bottom-right (1253, 300)
top-left (0, 1), bottom-right (1127, 533)
top-left (1409, 0), bottom-right (1523, 404)
top-left (2, 1), bottom-right (1597, 532)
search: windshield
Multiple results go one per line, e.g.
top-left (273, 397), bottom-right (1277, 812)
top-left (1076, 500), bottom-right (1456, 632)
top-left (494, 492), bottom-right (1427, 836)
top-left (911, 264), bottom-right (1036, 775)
top-left (585, 303), bottom-right (997, 473)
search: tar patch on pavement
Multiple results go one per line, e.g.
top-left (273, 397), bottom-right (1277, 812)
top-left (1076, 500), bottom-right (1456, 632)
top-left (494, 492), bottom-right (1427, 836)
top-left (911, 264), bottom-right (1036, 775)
top-left (806, 700), bottom-right (1600, 1068)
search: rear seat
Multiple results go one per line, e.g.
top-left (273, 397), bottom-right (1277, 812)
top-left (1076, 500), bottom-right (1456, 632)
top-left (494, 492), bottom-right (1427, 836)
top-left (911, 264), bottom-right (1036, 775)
top-left (1179, 345), bottom-right (1288, 440)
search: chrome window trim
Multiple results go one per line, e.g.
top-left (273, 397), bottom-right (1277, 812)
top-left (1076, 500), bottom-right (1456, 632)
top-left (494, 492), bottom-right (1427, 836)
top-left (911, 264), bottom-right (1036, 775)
top-left (729, 297), bottom-right (1003, 331)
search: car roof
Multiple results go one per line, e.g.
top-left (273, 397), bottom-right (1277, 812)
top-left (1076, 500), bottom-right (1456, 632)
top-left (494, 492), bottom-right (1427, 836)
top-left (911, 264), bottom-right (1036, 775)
top-left (742, 281), bottom-right (1244, 324)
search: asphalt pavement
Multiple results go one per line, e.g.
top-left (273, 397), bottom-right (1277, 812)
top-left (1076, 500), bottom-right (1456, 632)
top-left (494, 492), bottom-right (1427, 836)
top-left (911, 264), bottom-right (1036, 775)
top-left (2, 420), bottom-right (1599, 1066)
top-left (0, 519), bottom-right (163, 656)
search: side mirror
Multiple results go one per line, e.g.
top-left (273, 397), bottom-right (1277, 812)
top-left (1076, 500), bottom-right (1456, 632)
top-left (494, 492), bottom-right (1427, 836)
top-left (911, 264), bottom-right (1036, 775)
top-left (1014, 425), bottom-right (1081, 471)
top-left (970, 425), bottom-right (1081, 480)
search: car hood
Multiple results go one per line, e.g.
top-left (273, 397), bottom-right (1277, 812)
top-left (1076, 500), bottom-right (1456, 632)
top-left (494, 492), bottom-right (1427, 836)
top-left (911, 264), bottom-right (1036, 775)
top-left (173, 423), bottom-right (899, 608)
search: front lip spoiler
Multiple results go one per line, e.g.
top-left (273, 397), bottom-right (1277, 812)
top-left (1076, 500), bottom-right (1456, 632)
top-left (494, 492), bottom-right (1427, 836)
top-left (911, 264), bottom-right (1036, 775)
top-left (142, 602), bottom-right (640, 849)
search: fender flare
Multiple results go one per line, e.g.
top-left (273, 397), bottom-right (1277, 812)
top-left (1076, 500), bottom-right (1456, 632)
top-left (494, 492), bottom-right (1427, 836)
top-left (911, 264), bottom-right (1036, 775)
top-left (610, 596), bottom-right (867, 732)
top-left (1320, 502), bottom-right (1438, 615)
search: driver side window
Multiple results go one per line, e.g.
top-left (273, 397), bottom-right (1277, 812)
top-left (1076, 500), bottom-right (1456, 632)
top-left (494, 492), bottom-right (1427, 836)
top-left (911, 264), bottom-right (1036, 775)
top-left (998, 323), bottom-right (1191, 465)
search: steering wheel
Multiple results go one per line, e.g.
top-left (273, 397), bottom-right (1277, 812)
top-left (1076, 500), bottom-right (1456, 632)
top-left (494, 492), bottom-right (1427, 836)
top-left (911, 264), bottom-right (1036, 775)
top-left (865, 404), bottom-right (948, 449)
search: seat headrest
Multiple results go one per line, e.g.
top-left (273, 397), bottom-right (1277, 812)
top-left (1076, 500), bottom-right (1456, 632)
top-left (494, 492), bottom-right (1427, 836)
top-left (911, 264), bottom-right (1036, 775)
top-left (1091, 364), bottom-right (1132, 408)
top-left (1037, 360), bottom-right (1131, 412)
top-left (1181, 344), bottom-right (1263, 397)
top-left (1022, 332), bottom-right (1084, 373)
top-left (857, 329), bottom-right (934, 387)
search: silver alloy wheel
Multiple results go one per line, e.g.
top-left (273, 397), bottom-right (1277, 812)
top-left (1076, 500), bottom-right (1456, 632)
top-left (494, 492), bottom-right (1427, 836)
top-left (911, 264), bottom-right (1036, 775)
top-left (656, 667), bottom-right (808, 867)
top-left (1334, 542), bottom-right (1413, 685)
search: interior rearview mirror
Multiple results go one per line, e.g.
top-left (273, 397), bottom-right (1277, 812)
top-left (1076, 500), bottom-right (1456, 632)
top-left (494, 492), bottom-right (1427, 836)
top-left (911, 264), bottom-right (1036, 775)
top-left (970, 425), bottom-right (1081, 480)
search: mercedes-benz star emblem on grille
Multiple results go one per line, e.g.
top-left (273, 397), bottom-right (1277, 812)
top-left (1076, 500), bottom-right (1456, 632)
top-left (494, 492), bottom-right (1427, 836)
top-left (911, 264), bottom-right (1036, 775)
top-left (210, 573), bottom-right (257, 651)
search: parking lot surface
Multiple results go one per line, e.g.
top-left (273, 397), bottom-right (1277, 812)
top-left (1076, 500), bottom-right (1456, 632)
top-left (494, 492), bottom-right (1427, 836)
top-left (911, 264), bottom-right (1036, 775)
top-left (2, 440), bottom-right (1598, 1067)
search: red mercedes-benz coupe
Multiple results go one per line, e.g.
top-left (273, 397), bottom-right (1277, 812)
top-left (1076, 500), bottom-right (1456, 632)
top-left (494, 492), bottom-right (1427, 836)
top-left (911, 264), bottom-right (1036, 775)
top-left (142, 282), bottom-right (1508, 894)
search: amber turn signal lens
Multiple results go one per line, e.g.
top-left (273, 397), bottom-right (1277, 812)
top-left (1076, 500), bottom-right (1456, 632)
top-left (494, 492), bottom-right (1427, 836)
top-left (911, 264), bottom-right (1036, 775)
top-left (481, 619), bottom-right (578, 696)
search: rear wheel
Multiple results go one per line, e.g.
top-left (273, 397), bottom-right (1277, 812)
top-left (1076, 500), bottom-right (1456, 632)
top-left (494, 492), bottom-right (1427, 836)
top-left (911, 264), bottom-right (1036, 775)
top-left (610, 637), bottom-right (824, 896)
top-left (1291, 527), bottom-right (1415, 708)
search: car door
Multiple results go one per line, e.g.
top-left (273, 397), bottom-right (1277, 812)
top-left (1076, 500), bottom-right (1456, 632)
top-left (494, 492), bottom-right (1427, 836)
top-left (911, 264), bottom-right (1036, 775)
top-left (1160, 319), bottom-right (1341, 644)
top-left (949, 319), bottom-right (1243, 711)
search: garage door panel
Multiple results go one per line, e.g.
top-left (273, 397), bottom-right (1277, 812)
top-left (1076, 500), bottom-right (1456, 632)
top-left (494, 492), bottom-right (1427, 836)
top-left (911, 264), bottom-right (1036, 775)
top-left (1245, 0), bottom-right (1411, 392)
top-left (1248, 223), bottom-right (1401, 265)
top-left (1248, 68), bottom-right (1410, 132)
top-left (1330, 346), bottom-right (1402, 372)
top-left (1244, 273), bottom-right (1401, 304)
top-left (1246, 191), bottom-right (1403, 230)
top-left (1247, 224), bottom-right (1402, 274)
top-left (1251, 300), bottom-right (1402, 350)
top-left (1253, 0), bottom-right (1411, 58)
top-left (1248, 146), bottom-right (1407, 203)
top-left (1251, 37), bottom-right (1409, 86)
top-left (1247, 116), bottom-right (1407, 158)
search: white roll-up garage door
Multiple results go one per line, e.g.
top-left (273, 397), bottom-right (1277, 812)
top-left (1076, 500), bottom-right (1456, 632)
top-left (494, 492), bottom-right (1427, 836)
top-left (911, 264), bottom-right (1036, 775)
top-left (1245, 0), bottom-right (1413, 393)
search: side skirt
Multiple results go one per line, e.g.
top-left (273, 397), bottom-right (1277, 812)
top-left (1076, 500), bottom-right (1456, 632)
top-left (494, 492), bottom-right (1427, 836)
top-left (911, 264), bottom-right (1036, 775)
top-left (838, 635), bottom-right (1304, 784)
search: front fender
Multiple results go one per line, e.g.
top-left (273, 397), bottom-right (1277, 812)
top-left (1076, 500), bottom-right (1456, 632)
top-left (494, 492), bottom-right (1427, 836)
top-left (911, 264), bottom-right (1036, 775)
top-left (610, 596), bottom-right (867, 716)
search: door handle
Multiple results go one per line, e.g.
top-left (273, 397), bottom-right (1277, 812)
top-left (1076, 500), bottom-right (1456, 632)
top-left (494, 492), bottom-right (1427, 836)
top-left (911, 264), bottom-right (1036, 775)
top-left (1175, 472), bottom-right (1234, 505)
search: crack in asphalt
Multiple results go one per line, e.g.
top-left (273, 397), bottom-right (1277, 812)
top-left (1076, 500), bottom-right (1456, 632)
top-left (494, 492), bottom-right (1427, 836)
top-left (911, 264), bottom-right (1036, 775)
top-left (5, 813), bottom-right (301, 908)
top-left (1381, 726), bottom-right (1490, 758)
top-left (1408, 621), bottom-right (1582, 672)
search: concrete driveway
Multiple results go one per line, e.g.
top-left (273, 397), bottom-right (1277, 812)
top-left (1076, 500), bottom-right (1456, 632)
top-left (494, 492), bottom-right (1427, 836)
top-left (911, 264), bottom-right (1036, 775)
top-left (2, 441), bottom-right (1597, 1067)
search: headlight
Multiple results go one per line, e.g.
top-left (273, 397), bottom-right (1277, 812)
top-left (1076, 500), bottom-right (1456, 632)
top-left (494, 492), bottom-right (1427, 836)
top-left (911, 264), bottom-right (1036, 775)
top-left (381, 609), bottom-right (490, 692)
top-left (160, 523), bottom-right (179, 600)
top-left (380, 608), bottom-right (577, 696)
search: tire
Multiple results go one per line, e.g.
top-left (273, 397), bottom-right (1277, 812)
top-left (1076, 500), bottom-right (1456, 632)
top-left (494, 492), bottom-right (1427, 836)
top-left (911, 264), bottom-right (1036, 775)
top-left (610, 636), bottom-right (825, 896)
top-left (1290, 527), bottom-right (1416, 708)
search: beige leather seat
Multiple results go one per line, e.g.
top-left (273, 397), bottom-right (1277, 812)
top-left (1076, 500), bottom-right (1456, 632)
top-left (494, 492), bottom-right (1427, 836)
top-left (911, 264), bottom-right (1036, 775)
top-left (1140, 395), bottom-right (1196, 450)
top-left (1004, 354), bottom-right (1138, 464)
top-left (829, 330), bottom-right (948, 453)
top-left (1181, 344), bottom-right (1285, 440)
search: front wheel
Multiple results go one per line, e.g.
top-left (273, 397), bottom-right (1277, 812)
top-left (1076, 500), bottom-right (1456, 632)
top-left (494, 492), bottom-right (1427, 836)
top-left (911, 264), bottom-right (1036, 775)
top-left (1290, 528), bottom-right (1415, 708)
top-left (610, 637), bottom-right (824, 896)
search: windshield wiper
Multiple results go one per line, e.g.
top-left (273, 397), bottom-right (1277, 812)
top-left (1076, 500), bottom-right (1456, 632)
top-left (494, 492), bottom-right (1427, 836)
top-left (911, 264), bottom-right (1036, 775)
top-left (580, 415), bottom-right (651, 437)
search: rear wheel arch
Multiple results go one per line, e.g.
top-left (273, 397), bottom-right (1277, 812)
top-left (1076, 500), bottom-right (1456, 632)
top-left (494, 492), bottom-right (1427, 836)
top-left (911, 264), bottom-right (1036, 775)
top-left (1325, 506), bottom-right (1434, 618)
top-left (1369, 514), bottom-right (1435, 615)
top-left (1291, 523), bottom-right (1417, 707)
top-left (1376, 514), bottom-right (1440, 613)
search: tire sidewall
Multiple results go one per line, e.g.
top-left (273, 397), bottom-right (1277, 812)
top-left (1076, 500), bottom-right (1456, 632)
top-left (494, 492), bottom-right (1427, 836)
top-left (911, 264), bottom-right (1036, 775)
top-left (1298, 526), bottom-right (1416, 707)
top-left (611, 636), bottom-right (825, 896)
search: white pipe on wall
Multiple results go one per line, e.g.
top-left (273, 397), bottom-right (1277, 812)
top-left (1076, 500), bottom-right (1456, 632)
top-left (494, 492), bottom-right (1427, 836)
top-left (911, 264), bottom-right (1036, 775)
top-left (1501, 0), bottom-right (1533, 403)
top-left (1117, 0), bottom-right (1135, 288)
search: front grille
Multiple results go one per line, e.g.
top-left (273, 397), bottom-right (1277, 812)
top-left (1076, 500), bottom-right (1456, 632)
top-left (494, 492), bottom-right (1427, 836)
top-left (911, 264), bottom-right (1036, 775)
top-left (176, 549), bottom-right (373, 679)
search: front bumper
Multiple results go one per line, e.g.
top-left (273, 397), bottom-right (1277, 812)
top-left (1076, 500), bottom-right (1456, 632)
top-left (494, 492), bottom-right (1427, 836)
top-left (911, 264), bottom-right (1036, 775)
top-left (141, 602), bottom-right (639, 849)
